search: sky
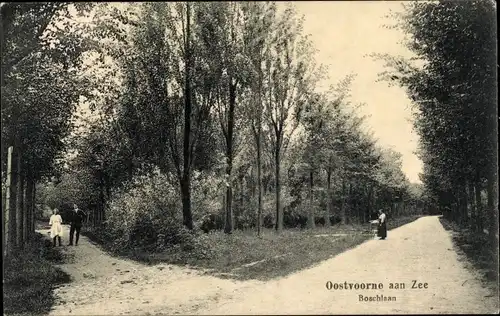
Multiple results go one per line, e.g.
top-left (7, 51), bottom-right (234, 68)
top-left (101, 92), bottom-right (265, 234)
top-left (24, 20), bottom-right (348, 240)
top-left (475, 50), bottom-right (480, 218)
top-left (291, 1), bottom-right (423, 183)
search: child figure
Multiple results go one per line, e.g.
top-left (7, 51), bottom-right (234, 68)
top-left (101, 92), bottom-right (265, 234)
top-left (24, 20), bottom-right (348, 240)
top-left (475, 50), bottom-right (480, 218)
top-left (49, 208), bottom-right (64, 246)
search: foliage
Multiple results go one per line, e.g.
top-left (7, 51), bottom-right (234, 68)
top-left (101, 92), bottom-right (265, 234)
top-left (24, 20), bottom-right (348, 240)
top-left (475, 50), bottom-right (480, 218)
top-left (103, 171), bottom-right (181, 251)
top-left (375, 0), bottom-right (496, 235)
top-left (3, 233), bottom-right (71, 315)
top-left (1, 3), bottom-right (95, 180)
top-left (18, 2), bottom-right (424, 260)
top-left (98, 170), bottom-right (219, 257)
top-left (439, 217), bottom-right (498, 287)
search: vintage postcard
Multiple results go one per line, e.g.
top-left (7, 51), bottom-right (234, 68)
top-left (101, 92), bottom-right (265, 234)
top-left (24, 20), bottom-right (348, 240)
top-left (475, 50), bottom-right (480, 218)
top-left (2, 1), bottom-right (499, 315)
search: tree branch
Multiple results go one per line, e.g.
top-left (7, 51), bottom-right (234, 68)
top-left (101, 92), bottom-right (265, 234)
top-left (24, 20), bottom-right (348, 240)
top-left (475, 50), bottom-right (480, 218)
top-left (3, 5), bottom-right (61, 76)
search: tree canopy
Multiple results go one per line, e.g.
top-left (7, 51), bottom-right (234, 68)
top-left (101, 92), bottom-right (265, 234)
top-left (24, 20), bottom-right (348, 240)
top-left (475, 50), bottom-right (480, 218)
top-left (375, 0), bottom-right (497, 239)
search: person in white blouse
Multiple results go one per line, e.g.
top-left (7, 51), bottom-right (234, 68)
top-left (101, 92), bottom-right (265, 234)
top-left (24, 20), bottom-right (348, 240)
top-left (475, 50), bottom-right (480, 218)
top-left (377, 209), bottom-right (387, 240)
top-left (49, 208), bottom-right (64, 247)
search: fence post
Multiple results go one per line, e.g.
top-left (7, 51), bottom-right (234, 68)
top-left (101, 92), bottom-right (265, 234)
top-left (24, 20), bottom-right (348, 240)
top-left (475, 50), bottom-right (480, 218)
top-left (4, 146), bottom-right (13, 258)
top-left (16, 152), bottom-right (24, 249)
top-left (25, 176), bottom-right (34, 242)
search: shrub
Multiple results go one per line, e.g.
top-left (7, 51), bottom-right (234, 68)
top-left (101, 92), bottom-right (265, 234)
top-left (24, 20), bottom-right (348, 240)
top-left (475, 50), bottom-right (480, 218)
top-left (103, 169), bottom-right (218, 255)
top-left (104, 171), bottom-right (180, 250)
top-left (191, 170), bottom-right (236, 234)
top-left (191, 170), bottom-right (225, 228)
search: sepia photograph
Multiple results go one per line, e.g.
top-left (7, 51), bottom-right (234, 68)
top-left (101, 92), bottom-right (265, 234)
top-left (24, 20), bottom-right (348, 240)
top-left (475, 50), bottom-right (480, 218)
top-left (2, 1), bottom-right (499, 315)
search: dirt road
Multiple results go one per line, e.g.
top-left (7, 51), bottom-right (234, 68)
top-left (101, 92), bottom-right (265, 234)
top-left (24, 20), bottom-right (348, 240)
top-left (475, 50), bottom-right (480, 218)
top-left (41, 225), bottom-right (262, 315)
top-left (44, 216), bottom-right (498, 315)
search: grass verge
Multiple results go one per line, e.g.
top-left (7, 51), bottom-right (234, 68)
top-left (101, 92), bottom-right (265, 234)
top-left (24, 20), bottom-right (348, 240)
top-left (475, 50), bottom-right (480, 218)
top-left (3, 233), bottom-right (71, 316)
top-left (439, 217), bottom-right (499, 292)
top-left (85, 215), bottom-right (422, 281)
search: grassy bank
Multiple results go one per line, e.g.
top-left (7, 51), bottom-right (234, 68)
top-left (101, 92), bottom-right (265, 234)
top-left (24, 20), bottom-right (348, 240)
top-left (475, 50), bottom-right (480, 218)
top-left (3, 233), bottom-right (71, 316)
top-left (439, 217), bottom-right (499, 292)
top-left (85, 215), bottom-right (422, 281)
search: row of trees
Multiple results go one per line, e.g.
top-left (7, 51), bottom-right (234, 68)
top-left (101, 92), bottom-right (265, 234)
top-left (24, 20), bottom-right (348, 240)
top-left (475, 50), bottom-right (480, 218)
top-left (1, 3), bottom-right (94, 256)
top-left (3, 3), bottom-right (423, 253)
top-left (46, 2), bottom-right (421, 234)
top-left (377, 0), bottom-right (497, 245)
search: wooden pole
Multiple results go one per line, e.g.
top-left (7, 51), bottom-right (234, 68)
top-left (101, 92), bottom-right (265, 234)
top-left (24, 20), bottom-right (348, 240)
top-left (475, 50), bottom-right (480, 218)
top-left (9, 149), bottom-right (18, 250)
top-left (25, 176), bottom-right (34, 242)
top-left (4, 146), bottom-right (13, 258)
top-left (15, 153), bottom-right (23, 248)
top-left (32, 183), bottom-right (36, 235)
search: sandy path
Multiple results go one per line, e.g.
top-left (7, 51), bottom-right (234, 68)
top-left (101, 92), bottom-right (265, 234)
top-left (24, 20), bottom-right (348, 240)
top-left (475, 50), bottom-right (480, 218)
top-left (40, 225), bottom-right (262, 315)
top-left (43, 216), bottom-right (498, 315)
top-left (201, 216), bottom-right (499, 315)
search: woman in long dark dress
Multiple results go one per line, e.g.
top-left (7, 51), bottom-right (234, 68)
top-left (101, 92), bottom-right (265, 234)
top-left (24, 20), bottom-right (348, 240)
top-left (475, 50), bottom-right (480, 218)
top-left (377, 209), bottom-right (387, 240)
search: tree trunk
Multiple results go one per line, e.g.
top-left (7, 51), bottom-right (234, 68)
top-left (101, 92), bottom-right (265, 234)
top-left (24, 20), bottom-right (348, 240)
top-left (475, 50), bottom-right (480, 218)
top-left (390, 200), bottom-right (395, 220)
top-left (224, 81), bottom-right (236, 234)
top-left (486, 67), bottom-right (498, 256)
top-left (181, 2), bottom-right (193, 230)
top-left (100, 169), bottom-right (107, 224)
top-left (347, 182), bottom-right (352, 224)
top-left (255, 67), bottom-right (264, 236)
top-left (241, 176), bottom-right (245, 217)
top-left (359, 187), bottom-right (363, 223)
top-left (24, 175), bottom-right (30, 243)
top-left (462, 183), bottom-right (468, 226)
top-left (486, 172), bottom-right (497, 243)
top-left (250, 165), bottom-right (256, 197)
top-left (103, 165), bottom-right (111, 220)
top-left (256, 122), bottom-right (263, 236)
top-left (308, 170), bottom-right (315, 229)
top-left (275, 148), bottom-right (283, 232)
top-left (367, 186), bottom-right (373, 222)
top-left (15, 152), bottom-right (24, 249)
top-left (92, 206), bottom-right (96, 228)
top-left (353, 185), bottom-right (358, 223)
top-left (22, 177), bottom-right (28, 247)
top-left (474, 182), bottom-right (483, 232)
top-left (222, 191), bottom-right (226, 220)
top-left (224, 185), bottom-right (233, 233)
top-left (456, 185), bottom-right (466, 226)
top-left (468, 181), bottom-right (477, 230)
top-left (181, 178), bottom-right (193, 230)
top-left (340, 180), bottom-right (346, 225)
top-left (455, 190), bottom-right (461, 225)
top-left (31, 180), bottom-right (36, 237)
top-left (324, 169), bottom-right (332, 227)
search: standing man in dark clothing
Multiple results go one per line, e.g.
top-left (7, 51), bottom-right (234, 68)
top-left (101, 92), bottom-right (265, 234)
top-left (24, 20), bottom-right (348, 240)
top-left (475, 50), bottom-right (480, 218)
top-left (69, 203), bottom-right (86, 246)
